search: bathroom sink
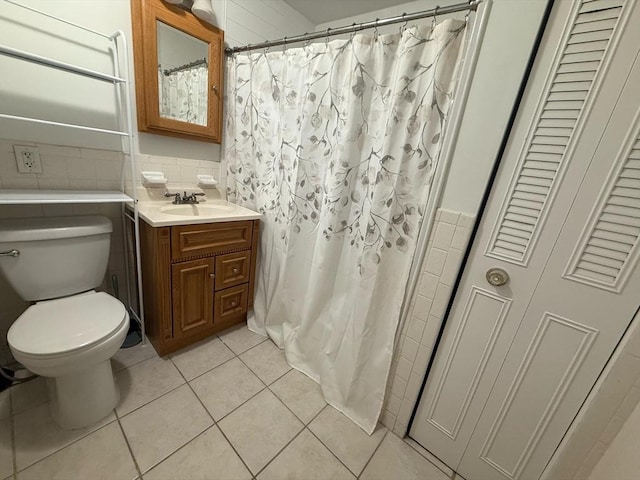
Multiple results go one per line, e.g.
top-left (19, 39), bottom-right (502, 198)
top-left (159, 204), bottom-right (235, 216)
top-left (134, 200), bottom-right (261, 227)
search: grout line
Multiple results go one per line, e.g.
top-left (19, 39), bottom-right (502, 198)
top-left (118, 395), bottom-right (214, 476)
top-left (175, 352), bottom-right (238, 384)
top-left (213, 422), bottom-right (257, 478)
top-left (170, 356), bottom-right (217, 425)
top-left (12, 410), bottom-right (118, 474)
top-left (357, 429), bottom-right (388, 479)
top-left (251, 425), bottom-right (307, 478)
top-left (214, 384), bottom-right (268, 424)
top-left (114, 410), bottom-right (143, 479)
top-left (111, 348), bottom-right (158, 374)
top-left (403, 436), bottom-right (455, 478)
top-left (116, 380), bottom-right (186, 419)
top-left (304, 411), bottom-right (360, 478)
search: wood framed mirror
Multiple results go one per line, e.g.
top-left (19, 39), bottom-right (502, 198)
top-left (131, 0), bottom-right (223, 143)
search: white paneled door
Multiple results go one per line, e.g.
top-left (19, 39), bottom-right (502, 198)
top-left (410, 1), bottom-right (640, 479)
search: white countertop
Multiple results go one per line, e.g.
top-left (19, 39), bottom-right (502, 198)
top-left (134, 200), bottom-right (261, 227)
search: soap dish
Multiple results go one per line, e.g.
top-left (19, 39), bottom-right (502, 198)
top-left (197, 174), bottom-right (218, 187)
top-left (141, 171), bottom-right (168, 187)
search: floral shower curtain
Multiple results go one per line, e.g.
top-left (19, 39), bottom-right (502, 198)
top-left (225, 20), bottom-right (466, 433)
top-left (159, 64), bottom-right (208, 125)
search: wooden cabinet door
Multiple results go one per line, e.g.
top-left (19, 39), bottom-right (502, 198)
top-left (171, 258), bottom-right (214, 339)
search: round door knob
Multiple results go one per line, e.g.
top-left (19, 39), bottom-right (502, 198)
top-left (486, 267), bottom-right (509, 287)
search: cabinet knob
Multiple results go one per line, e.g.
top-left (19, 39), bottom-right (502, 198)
top-left (209, 273), bottom-right (215, 278)
top-left (212, 85), bottom-right (219, 93)
top-left (232, 267), bottom-right (239, 274)
top-left (230, 301), bottom-right (237, 307)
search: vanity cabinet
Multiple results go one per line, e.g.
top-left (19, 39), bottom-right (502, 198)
top-left (140, 219), bottom-right (259, 355)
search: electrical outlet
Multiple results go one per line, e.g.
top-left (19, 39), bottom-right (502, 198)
top-left (14, 145), bottom-right (43, 174)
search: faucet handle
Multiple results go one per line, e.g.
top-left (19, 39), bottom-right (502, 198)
top-left (165, 192), bottom-right (181, 204)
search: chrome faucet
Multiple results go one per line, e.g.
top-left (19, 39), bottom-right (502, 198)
top-left (164, 191), bottom-right (205, 205)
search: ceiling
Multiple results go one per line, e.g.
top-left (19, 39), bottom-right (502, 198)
top-left (282, 0), bottom-right (407, 25)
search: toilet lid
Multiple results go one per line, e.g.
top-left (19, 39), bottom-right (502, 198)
top-left (8, 291), bottom-right (128, 356)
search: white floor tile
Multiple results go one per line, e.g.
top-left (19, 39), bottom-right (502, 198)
top-left (308, 406), bottom-right (386, 476)
top-left (240, 340), bottom-right (291, 385)
top-left (170, 336), bottom-right (234, 381)
top-left (13, 402), bottom-right (115, 471)
top-left (10, 377), bottom-right (48, 415)
top-left (0, 418), bottom-right (12, 480)
top-left (190, 358), bottom-right (263, 421)
top-left (360, 432), bottom-right (449, 480)
top-left (111, 340), bottom-right (157, 373)
top-left (258, 429), bottom-right (355, 480)
top-left (119, 384), bottom-right (212, 473)
top-left (144, 426), bottom-right (251, 480)
top-left (218, 324), bottom-right (267, 355)
top-left (218, 389), bottom-right (303, 475)
top-left (115, 356), bottom-right (184, 416)
top-left (270, 370), bottom-right (326, 424)
top-left (16, 422), bottom-right (137, 480)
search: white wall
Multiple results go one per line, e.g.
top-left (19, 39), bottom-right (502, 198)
top-left (0, 0), bottom-right (313, 159)
top-left (588, 400), bottom-right (640, 480)
top-left (317, 0), bottom-right (550, 215)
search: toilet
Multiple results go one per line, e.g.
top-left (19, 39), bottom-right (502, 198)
top-left (0, 215), bottom-right (129, 429)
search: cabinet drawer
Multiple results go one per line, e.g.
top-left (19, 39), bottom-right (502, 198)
top-left (214, 284), bottom-right (248, 324)
top-left (171, 221), bottom-right (253, 261)
top-left (215, 251), bottom-right (251, 290)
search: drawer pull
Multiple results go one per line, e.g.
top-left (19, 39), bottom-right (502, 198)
top-left (232, 267), bottom-right (239, 274)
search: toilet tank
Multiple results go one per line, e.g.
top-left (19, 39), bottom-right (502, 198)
top-left (0, 216), bottom-right (112, 301)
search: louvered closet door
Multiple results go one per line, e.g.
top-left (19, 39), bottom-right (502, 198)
top-left (410, 1), bottom-right (639, 478)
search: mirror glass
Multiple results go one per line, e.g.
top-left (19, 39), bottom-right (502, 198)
top-left (157, 21), bottom-right (209, 126)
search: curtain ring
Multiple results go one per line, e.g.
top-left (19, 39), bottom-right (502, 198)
top-left (350, 23), bottom-right (357, 40)
top-left (400, 13), bottom-right (408, 34)
top-left (325, 27), bottom-right (331, 46)
top-left (283, 36), bottom-right (287, 52)
top-left (373, 18), bottom-right (379, 41)
top-left (432, 6), bottom-right (439, 28)
top-left (304, 33), bottom-right (311, 48)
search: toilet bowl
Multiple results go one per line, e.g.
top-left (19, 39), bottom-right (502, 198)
top-left (0, 216), bottom-right (130, 429)
top-left (9, 291), bottom-right (129, 429)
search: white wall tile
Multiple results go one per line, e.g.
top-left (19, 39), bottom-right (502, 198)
top-left (433, 223), bottom-right (456, 249)
top-left (424, 248), bottom-right (447, 276)
top-left (385, 208), bottom-right (476, 435)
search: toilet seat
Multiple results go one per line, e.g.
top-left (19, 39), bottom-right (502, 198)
top-left (8, 291), bottom-right (128, 357)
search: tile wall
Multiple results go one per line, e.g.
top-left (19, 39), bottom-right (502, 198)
top-left (381, 208), bottom-right (475, 436)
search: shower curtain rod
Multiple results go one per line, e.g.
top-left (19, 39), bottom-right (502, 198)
top-left (225, 0), bottom-right (480, 55)
top-left (163, 57), bottom-right (207, 75)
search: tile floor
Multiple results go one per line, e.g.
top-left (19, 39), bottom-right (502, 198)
top-left (0, 324), bottom-right (452, 480)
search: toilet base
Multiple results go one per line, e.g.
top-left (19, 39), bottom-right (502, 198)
top-left (49, 360), bottom-right (118, 430)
